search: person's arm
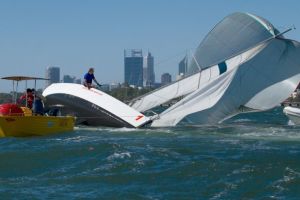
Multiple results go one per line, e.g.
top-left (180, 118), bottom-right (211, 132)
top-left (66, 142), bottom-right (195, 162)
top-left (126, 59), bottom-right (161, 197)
top-left (92, 74), bottom-right (102, 87)
top-left (18, 95), bottom-right (25, 103)
top-left (93, 78), bottom-right (101, 87)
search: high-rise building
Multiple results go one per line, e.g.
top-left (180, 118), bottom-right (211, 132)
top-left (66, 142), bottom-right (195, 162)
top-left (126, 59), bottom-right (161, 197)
top-left (161, 73), bottom-right (172, 85)
top-left (124, 49), bottom-right (143, 87)
top-left (143, 52), bottom-right (155, 87)
top-left (63, 75), bottom-right (75, 83)
top-left (45, 66), bottom-right (60, 88)
top-left (179, 55), bottom-right (188, 76)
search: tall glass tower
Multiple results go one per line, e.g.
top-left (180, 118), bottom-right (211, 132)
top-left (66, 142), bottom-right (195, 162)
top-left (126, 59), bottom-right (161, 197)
top-left (124, 49), bottom-right (143, 87)
top-left (143, 52), bottom-right (155, 87)
top-left (45, 66), bottom-right (60, 88)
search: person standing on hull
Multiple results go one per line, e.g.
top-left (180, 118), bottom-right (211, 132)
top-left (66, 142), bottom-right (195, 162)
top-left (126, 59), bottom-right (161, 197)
top-left (83, 67), bottom-right (102, 89)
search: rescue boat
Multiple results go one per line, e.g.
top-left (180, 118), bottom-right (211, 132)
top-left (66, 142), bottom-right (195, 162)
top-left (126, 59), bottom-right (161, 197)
top-left (0, 76), bottom-right (75, 137)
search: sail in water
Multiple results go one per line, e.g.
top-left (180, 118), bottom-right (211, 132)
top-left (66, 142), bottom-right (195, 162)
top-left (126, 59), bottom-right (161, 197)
top-left (151, 37), bottom-right (300, 127)
top-left (148, 12), bottom-right (300, 126)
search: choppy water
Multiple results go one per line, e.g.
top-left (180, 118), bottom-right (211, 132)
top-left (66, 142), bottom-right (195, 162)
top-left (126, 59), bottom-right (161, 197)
top-left (0, 107), bottom-right (300, 199)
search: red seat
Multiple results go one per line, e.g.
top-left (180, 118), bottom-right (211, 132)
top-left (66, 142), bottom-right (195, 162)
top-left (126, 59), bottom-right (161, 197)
top-left (0, 104), bottom-right (24, 116)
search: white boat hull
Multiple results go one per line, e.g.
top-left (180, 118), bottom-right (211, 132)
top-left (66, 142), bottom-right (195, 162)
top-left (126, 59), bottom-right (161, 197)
top-left (283, 106), bottom-right (300, 125)
top-left (43, 83), bottom-right (150, 128)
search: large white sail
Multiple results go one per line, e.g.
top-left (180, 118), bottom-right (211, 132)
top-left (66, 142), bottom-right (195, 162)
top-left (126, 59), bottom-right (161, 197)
top-left (151, 38), bottom-right (300, 127)
top-left (244, 39), bottom-right (300, 110)
top-left (129, 71), bottom-right (201, 112)
top-left (130, 42), bottom-right (266, 112)
top-left (188, 12), bottom-right (280, 73)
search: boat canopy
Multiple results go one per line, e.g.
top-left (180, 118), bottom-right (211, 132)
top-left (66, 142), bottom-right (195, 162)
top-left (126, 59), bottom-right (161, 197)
top-left (1, 76), bottom-right (49, 81)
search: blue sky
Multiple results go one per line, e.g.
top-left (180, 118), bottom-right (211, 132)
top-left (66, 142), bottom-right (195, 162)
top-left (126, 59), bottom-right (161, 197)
top-left (0, 0), bottom-right (300, 92)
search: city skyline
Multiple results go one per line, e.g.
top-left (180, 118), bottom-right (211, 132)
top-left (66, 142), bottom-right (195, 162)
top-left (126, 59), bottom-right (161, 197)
top-left (0, 0), bottom-right (300, 92)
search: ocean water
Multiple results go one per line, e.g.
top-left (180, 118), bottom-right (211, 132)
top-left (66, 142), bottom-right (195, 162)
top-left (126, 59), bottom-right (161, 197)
top-left (0, 107), bottom-right (300, 199)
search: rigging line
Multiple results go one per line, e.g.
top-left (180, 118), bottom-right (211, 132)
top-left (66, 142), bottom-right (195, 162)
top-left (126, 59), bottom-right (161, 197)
top-left (197, 70), bottom-right (202, 89)
top-left (74, 116), bottom-right (146, 119)
top-left (190, 49), bottom-right (202, 89)
top-left (208, 67), bottom-right (212, 82)
top-left (155, 48), bottom-right (194, 66)
top-left (151, 92), bottom-right (173, 101)
top-left (191, 52), bottom-right (202, 71)
top-left (173, 81), bottom-right (180, 98)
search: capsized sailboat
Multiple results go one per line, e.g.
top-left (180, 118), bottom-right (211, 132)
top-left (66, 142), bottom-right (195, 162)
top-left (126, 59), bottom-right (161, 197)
top-left (43, 12), bottom-right (300, 128)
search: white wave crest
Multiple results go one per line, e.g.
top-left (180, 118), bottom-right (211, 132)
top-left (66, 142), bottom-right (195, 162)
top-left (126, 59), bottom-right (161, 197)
top-left (107, 152), bottom-right (131, 160)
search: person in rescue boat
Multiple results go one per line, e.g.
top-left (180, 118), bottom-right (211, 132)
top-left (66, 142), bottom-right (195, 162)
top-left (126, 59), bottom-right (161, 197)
top-left (83, 68), bottom-right (102, 89)
top-left (18, 88), bottom-right (34, 109)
